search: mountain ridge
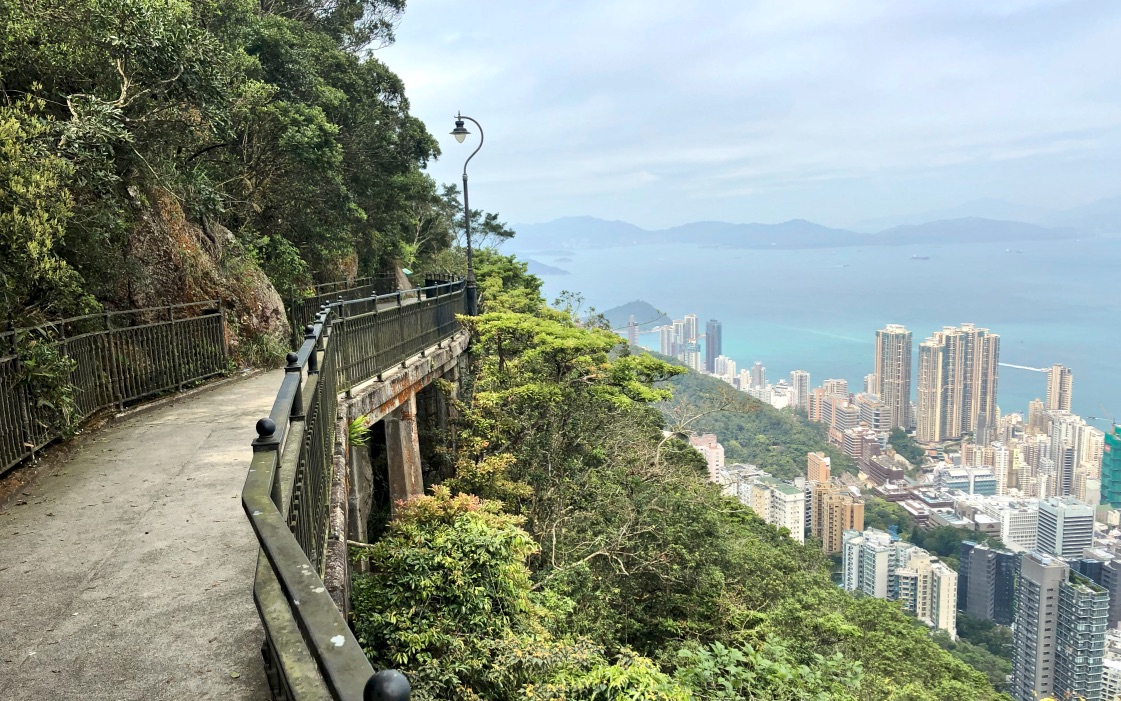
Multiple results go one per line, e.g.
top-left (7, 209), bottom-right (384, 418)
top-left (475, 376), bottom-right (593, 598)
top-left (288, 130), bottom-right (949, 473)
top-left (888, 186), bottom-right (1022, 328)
top-left (506, 215), bottom-right (1086, 253)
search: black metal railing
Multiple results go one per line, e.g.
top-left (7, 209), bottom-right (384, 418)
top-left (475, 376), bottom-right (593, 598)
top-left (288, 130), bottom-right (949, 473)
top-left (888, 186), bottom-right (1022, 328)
top-left (244, 279), bottom-right (465, 700)
top-left (288, 275), bottom-right (397, 348)
top-left (0, 301), bottom-right (227, 475)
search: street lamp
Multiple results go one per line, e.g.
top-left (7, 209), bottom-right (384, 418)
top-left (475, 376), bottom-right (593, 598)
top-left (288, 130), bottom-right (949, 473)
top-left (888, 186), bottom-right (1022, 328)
top-left (450, 112), bottom-right (483, 315)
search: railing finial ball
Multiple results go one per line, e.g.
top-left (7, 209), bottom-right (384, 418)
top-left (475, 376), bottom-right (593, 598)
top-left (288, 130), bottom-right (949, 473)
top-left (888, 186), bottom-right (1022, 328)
top-left (305, 324), bottom-right (315, 335)
top-left (285, 352), bottom-right (299, 367)
top-left (255, 417), bottom-right (276, 438)
top-left (364, 669), bottom-right (410, 701)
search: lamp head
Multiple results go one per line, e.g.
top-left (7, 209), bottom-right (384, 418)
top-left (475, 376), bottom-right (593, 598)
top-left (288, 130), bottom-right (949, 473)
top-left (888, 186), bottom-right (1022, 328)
top-left (451, 118), bottom-right (469, 143)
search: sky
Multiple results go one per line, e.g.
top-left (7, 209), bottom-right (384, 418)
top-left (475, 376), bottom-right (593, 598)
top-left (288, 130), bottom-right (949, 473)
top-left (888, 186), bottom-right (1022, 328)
top-left (381, 0), bottom-right (1121, 229)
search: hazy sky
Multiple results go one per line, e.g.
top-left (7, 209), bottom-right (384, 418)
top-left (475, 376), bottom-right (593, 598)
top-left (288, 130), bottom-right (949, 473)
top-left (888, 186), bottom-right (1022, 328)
top-left (382, 1), bottom-right (1121, 229)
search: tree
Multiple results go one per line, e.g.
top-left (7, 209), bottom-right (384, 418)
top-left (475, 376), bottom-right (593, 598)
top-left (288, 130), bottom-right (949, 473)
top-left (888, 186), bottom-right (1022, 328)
top-left (0, 98), bottom-right (95, 321)
top-left (374, 252), bottom-right (1010, 700)
top-left (889, 427), bottom-right (926, 467)
top-left (863, 497), bottom-right (914, 538)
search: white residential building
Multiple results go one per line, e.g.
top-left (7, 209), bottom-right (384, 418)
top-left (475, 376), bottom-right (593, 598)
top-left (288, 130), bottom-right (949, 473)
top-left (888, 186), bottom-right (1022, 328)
top-left (842, 528), bottom-right (957, 638)
top-left (1037, 496), bottom-right (1094, 558)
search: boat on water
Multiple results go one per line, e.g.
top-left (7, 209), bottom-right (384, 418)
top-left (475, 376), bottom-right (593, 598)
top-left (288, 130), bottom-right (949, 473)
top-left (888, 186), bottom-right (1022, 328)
top-left (911, 255), bottom-right (930, 260)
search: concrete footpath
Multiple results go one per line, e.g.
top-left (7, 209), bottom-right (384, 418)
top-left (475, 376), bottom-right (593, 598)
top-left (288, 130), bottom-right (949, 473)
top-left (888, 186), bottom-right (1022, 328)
top-left (0, 371), bottom-right (282, 700)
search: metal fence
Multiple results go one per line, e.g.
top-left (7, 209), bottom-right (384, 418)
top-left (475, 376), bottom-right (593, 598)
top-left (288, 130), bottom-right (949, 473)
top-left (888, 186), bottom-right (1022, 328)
top-left (288, 275), bottom-right (397, 348)
top-left (1, 302), bottom-right (227, 475)
top-left (244, 280), bottom-right (465, 701)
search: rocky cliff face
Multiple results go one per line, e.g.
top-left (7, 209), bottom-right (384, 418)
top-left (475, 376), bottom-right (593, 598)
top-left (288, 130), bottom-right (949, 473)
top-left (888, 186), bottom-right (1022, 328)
top-left (126, 189), bottom-right (289, 365)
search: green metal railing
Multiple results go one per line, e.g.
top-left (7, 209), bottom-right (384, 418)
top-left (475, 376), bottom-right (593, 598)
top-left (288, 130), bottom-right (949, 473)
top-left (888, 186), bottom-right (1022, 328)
top-left (0, 301), bottom-right (227, 475)
top-left (244, 279), bottom-right (465, 701)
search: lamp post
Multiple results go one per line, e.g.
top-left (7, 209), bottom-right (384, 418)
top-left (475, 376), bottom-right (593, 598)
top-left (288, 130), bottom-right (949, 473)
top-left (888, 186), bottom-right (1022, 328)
top-left (450, 112), bottom-right (482, 316)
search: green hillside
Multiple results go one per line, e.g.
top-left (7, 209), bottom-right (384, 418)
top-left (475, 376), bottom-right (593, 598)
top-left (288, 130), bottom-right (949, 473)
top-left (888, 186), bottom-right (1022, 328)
top-left (658, 359), bottom-right (859, 479)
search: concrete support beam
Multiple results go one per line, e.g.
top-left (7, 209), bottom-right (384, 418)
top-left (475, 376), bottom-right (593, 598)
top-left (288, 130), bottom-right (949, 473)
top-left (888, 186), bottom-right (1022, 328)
top-left (385, 393), bottom-right (423, 515)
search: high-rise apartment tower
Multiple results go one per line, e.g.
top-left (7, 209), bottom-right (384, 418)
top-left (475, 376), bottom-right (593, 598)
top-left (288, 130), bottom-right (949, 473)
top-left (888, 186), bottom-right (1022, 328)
top-left (704, 319), bottom-right (722, 373)
top-left (916, 324), bottom-right (1000, 443)
top-left (874, 324), bottom-right (913, 430)
top-left (1045, 364), bottom-right (1073, 412)
top-left (1011, 552), bottom-right (1107, 701)
top-left (790, 370), bottom-right (810, 410)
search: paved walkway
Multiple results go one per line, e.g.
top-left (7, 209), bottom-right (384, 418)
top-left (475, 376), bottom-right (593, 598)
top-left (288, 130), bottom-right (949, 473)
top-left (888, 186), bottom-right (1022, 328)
top-left (0, 371), bottom-right (282, 700)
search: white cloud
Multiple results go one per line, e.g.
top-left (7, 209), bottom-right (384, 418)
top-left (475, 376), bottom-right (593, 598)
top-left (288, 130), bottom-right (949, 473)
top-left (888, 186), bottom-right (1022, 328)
top-left (383, 0), bottom-right (1121, 227)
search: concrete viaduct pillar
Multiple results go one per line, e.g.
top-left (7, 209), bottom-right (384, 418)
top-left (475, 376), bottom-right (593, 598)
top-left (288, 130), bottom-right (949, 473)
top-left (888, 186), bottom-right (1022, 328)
top-left (385, 393), bottom-right (423, 516)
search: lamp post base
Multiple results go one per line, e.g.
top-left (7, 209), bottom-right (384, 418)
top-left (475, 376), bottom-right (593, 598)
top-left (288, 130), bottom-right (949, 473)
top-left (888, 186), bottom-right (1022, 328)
top-left (465, 279), bottom-right (478, 316)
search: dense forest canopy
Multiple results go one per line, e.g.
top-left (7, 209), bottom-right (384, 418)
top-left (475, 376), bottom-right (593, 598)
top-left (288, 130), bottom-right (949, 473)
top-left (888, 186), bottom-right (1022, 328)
top-left (0, 0), bottom-right (513, 325)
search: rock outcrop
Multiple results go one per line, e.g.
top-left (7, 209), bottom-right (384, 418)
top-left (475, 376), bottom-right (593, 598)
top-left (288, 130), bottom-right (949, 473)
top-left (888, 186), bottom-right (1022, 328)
top-left (125, 189), bottom-right (289, 364)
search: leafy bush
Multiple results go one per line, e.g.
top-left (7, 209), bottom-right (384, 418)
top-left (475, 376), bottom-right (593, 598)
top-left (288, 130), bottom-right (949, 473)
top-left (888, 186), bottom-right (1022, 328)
top-left (13, 331), bottom-right (79, 437)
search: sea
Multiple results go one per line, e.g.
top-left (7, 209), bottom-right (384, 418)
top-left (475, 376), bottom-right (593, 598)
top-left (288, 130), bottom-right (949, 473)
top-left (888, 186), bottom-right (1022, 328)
top-left (515, 234), bottom-right (1121, 428)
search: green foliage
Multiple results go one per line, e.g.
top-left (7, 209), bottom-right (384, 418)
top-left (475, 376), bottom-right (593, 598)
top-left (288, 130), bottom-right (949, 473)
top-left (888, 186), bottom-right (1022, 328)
top-left (910, 526), bottom-right (1002, 560)
top-left (0, 98), bottom-right (97, 321)
top-left (11, 331), bottom-right (79, 436)
top-left (351, 487), bottom-right (688, 701)
top-left (473, 248), bottom-right (545, 314)
top-left (889, 428), bottom-right (926, 467)
top-left (348, 258), bottom-right (1007, 700)
top-left (955, 613), bottom-right (1014, 660)
top-left (675, 640), bottom-right (863, 701)
top-left (0, 0), bottom-right (454, 314)
top-left (661, 367), bottom-right (858, 480)
top-left (932, 629), bottom-right (1012, 694)
top-left (862, 497), bottom-right (914, 538)
top-left (348, 414), bottom-right (372, 447)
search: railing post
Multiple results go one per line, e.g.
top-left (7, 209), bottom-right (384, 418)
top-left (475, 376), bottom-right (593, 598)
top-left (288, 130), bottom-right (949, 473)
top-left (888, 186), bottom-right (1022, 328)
top-left (252, 417), bottom-right (280, 452)
top-left (365, 670), bottom-right (411, 701)
top-left (305, 325), bottom-right (319, 375)
top-left (218, 298), bottom-right (229, 368)
top-left (287, 352), bottom-right (304, 420)
top-left (169, 305), bottom-right (183, 391)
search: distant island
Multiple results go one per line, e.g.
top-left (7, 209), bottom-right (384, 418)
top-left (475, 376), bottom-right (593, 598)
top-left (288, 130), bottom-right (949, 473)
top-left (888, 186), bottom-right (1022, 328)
top-left (601, 300), bottom-right (669, 332)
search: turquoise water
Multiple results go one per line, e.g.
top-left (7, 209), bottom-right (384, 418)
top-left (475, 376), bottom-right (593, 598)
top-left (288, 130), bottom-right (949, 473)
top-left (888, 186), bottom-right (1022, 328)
top-left (522, 236), bottom-right (1121, 426)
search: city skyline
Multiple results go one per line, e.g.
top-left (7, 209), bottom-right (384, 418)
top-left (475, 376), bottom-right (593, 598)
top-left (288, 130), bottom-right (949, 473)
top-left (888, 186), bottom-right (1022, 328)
top-left (643, 315), bottom-right (1075, 425)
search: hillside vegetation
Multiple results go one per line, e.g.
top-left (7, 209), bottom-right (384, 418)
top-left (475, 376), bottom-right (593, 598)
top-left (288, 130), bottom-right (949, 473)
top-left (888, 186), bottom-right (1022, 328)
top-left (350, 253), bottom-right (1009, 701)
top-left (659, 367), bottom-right (858, 479)
top-left (0, 0), bottom-right (503, 335)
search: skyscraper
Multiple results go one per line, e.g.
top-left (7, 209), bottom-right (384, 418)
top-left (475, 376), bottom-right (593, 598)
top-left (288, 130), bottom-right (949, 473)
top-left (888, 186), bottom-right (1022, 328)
top-left (790, 370), bottom-right (810, 409)
top-left (659, 325), bottom-right (675, 357)
top-left (915, 324), bottom-right (1000, 443)
top-left (705, 319), bottom-right (722, 373)
top-left (751, 362), bottom-right (766, 389)
top-left (864, 373), bottom-right (876, 395)
top-left (874, 324), bottom-right (913, 430)
top-left (689, 434), bottom-right (725, 483)
top-left (1027, 398), bottom-right (1048, 434)
top-left (842, 530), bottom-right (957, 637)
top-left (1102, 426), bottom-right (1121, 508)
top-left (1012, 552), bottom-right (1106, 701)
top-left (682, 314), bottom-right (698, 345)
top-left (1037, 496), bottom-right (1094, 558)
top-left (959, 541), bottom-right (1020, 625)
top-left (626, 315), bottom-right (638, 346)
top-left (1045, 363), bottom-right (1073, 412)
